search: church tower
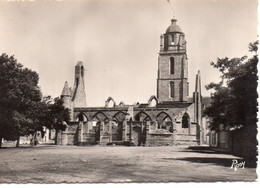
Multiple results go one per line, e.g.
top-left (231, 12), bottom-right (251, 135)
top-left (71, 61), bottom-right (87, 107)
top-left (157, 18), bottom-right (189, 103)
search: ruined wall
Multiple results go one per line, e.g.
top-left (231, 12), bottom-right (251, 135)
top-left (145, 121), bottom-right (176, 146)
top-left (146, 132), bottom-right (175, 146)
top-left (57, 123), bottom-right (79, 145)
top-left (78, 122), bottom-right (96, 146)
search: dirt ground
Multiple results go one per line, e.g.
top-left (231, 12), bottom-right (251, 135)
top-left (0, 144), bottom-right (257, 183)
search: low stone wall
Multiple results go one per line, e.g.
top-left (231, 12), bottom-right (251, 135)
top-left (175, 134), bottom-right (197, 145)
top-left (146, 129), bottom-right (175, 146)
top-left (57, 123), bottom-right (79, 145)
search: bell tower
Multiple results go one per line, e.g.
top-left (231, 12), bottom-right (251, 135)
top-left (71, 61), bottom-right (87, 107)
top-left (157, 18), bottom-right (189, 103)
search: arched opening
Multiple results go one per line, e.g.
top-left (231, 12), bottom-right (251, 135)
top-left (170, 57), bottom-right (175, 75)
top-left (182, 113), bottom-right (190, 128)
top-left (164, 35), bottom-right (168, 50)
top-left (111, 118), bottom-right (124, 141)
top-left (171, 34), bottom-right (175, 44)
top-left (92, 117), bottom-right (101, 142)
top-left (81, 66), bottom-right (84, 78)
top-left (113, 111), bottom-right (126, 123)
top-left (150, 99), bottom-right (157, 107)
top-left (134, 111), bottom-right (152, 122)
top-left (92, 113), bottom-right (109, 143)
top-left (118, 101), bottom-right (125, 106)
top-left (148, 95), bottom-right (158, 107)
top-left (113, 111), bottom-right (126, 141)
top-left (170, 81), bottom-right (175, 98)
top-left (156, 112), bottom-right (173, 132)
top-left (105, 97), bottom-right (116, 107)
top-left (76, 113), bottom-right (87, 122)
top-left (107, 100), bottom-right (114, 107)
top-left (92, 111), bottom-right (108, 122)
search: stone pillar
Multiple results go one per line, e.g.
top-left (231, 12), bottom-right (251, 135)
top-left (129, 121), bottom-right (132, 143)
top-left (87, 121), bottom-right (92, 133)
top-left (62, 133), bottom-right (68, 145)
top-left (172, 121), bottom-right (177, 145)
top-left (146, 121), bottom-right (150, 134)
top-left (155, 121), bottom-right (159, 130)
top-left (100, 121), bottom-right (105, 143)
top-left (109, 121), bottom-right (113, 143)
top-left (78, 121), bottom-right (84, 145)
top-left (45, 128), bottom-right (49, 143)
top-left (57, 130), bottom-right (63, 145)
top-left (122, 120), bottom-right (127, 141)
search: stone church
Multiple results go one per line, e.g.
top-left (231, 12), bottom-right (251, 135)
top-left (58, 17), bottom-right (203, 146)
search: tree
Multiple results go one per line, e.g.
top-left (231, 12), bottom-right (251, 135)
top-left (44, 97), bottom-right (70, 145)
top-left (0, 53), bottom-right (42, 147)
top-left (204, 41), bottom-right (258, 131)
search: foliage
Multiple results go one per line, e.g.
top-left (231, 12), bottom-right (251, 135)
top-left (204, 41), bottom-right (258, 131)
top-left (0, 54), bottom-right (70, 147)
top-left (48, 97), bottom-right (70, 132)
top-left (0, 54), bottom-right (42, 142)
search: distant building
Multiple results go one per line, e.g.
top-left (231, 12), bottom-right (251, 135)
top-left (58, 17), bottom-right (205, 146)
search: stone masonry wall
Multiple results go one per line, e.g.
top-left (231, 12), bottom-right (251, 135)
top-left (145, 132), bottom-right (174, 146)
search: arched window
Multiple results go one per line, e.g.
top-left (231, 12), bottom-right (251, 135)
top-left (182, 113), bottom-right (190, 128)
top-left (170, 81), bottom-right (174, 98)
top-left (172, 34), bottom-right (175, 44)
top-left (77, 113), bottom-right (87, 122)
top-left (81, 66), bottom-right (84, 78)
top-left (105, 97), bottom-right (116, 108)
top-left (170, 57), bottom-right (174, 74)
top-left (164, 36), bottom-right (168, 50)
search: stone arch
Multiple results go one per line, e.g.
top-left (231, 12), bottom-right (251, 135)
top-left (148, 95), bottom-right (158, 107)
top-left (112, 111), bottom-right (127, 141)
top-left (156, 112), bottom-right (172, 123)
top-left (134, 111), bottom-right (152, 122)
top-left (182, 113), bottom-right (190, 128)
top-left (92, 111), bottom-right (109, 122)
top-left (113, 111), bottom-right (127, 122)
top-left (76, 112), bottom-right (88, 122)
top-left (118, 101), bottom-right (125, 106)
top-left (156, 112), bottom-right (173, 131)
top-left (105, 97), bottom-right (116, 107)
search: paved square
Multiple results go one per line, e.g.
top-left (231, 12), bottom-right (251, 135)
top-left (0, 145), bottom-right (257, 183)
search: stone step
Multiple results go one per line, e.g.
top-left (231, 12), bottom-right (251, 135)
top-left (176, 140), bottom-right (198, 146)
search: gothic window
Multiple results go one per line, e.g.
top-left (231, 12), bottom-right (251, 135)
top-left (156, 112), bottom-right (172, 131)
top-left (182, 113), bottom-right (189, 128)
top-left (170, 57), bottom-right (175, 74)
top-left (78, 113), bottom-right (84, 122)
top-left (170, 81), bottom-right (174, 98)
top-left (81, 66), bottom-right (84, 78)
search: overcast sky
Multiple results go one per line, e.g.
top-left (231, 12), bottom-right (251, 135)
top-left (0, 0), bottom-right (258, 106)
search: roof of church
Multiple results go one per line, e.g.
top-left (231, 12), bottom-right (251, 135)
top-left (61, 81), bottom-right (71, 96)
top-left (166, 18), bottom-right (182, 33)
top-left (156, 102), bottom-right (192, 108)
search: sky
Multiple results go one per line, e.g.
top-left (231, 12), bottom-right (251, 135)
top-left (0, 0), bottom-right (258, 107)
